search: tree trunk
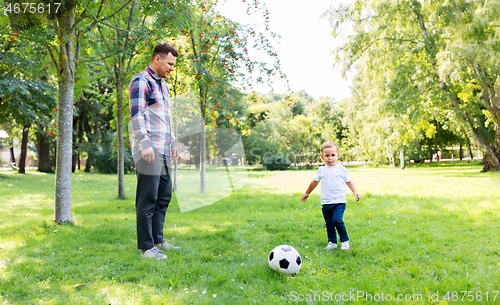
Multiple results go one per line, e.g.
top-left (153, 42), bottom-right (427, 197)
top-left (400, 149), bottom-right (405, 170)
top-left (78, 114), bottom-right (83, 170)
top-left (224, 152), bottom-right (235, 193)
top-left (473, 65), bottom-right (500, 171)
top-left (53, 145), bottom-right (57, 170)
top-left (72, 153), bottom-right (77, 172)
top-left (116, 74), bottom-right (125, 199)
top-left (9, 138), bottom-right (15, 164)
top-left (467, 138), bottom-right (473, 163)
top-left (84, 157), bottom-right (91, 172)
top-left (37, 134), bottom-right (52, 173)
top-left (465, 119), bottom-right (499, 171)
top-left (72, 116), bottom-right (78, 173)
top-left (459, 142), bottom-right (463, 161)
top-left (199, 116), bottom-right (206, 193)
top-left (54, 8), bottom-right (76, 224)
top-left (18, 125), bottom-right (29, 174)
top-left (173, 111), bottom-right (178, 192)
top-left (83, 115), bottom-right (95, 172)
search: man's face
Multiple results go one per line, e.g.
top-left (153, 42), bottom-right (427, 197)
top-left (321, 146), bottom-right (339, 166)
top-left (155, 53), bottom-right (177, 78)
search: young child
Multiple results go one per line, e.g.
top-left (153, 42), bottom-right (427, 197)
top-left (301, 141), bottom-right (360, 251)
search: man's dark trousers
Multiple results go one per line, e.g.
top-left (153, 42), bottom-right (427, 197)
top-left (135, 153), bottom-right (172, 250)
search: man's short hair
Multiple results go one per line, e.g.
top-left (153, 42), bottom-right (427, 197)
top-left (151, 43), bottom-right (178, 61)
top-left (321, 141), bottom-right (339, 154)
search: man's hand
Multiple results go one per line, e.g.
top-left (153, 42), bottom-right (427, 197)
top-left (142, 147), bottom-right (155, 163)
top-left (172, 147), bottom-right (179, 160)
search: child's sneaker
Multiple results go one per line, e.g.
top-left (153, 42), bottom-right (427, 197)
top-left (326, 242), bottom-right (337, 250)
top-left (341, 241), bottom-right (350, 251)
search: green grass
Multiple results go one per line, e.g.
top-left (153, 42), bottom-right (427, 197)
top-left (0, 161), bottom-right (499, 304)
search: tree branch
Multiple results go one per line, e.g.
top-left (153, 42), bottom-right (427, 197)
top-left (69, 8), bottom-right (88, 33)
top-left (122, 0), bottom-right (135, 59)
top-left (102, 0), bottom-right (134, 21)
top-left (123, 0), bottom-right (137, 76)
top-left (86, 15), bottom-right (130, 32)
top-left (85, 0), bottom-right (105, 30)
top-left (95, 25), bottom-right (114, 75)
top-left (44, 44), bottom-right (59, 70)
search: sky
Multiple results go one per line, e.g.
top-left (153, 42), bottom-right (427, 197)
top-left (217, 0), bottom-right (352, 101)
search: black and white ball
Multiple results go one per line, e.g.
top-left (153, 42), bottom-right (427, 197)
top-left (268, 245), bottom-right (302, 275)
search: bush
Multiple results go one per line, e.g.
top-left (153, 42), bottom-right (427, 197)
top-left (263, 154), bottom-right (291, 171)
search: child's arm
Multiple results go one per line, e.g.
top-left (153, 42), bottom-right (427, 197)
top-left (301, 180), bottom-right (319, 202)
top-left (346, 180), bottom-right (360, 201)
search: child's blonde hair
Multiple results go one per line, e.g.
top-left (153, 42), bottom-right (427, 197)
top-left (320, 141), bottom-right (339, 154)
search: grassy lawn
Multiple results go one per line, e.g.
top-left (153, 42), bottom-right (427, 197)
top-left (0, 161), bottom-right (499, 304)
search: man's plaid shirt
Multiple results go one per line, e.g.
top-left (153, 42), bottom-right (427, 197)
top-left (129, 66), bottom-right (176, 157)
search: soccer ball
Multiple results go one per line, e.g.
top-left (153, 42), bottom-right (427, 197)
top-left (268, 245), bottom-right (302, 275)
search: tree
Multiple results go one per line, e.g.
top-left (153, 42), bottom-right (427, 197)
top-left (326, 0), bottom-right (499, 171)
top-left (306, 96), bottom-right (346, 145)
top-left (157, 0), bottom-right (286, 192)
top-left (434, 0), bottom-right (500, 170)
top-left (2, 0), bottom-right (93, 222)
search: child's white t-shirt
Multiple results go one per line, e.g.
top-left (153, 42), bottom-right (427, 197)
top-left (314, 164), bottom-right (351, 205)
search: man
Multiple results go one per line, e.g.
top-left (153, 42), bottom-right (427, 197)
top-left (129, 43), bottom-right (180, 259)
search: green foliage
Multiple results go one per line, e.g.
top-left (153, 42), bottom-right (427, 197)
top-left (0, 77), bottom-right (55, 125)
top-left (242, 91), bottom-right (330, 167)
top-left (245, 102), bottom-right (271, 129)
top-left (307, 97), bottom-right (346, 145)
top-left (0, 36), bottom-right (56, 127)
